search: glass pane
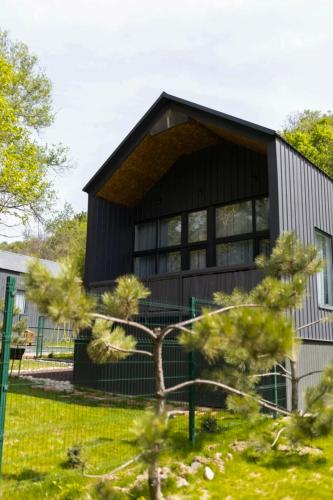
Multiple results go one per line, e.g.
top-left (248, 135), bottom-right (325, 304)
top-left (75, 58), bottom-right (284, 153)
top-left (15, 290), bottom-right (26, 314)
top-left (216, 201), bottom-right (252, 238)
top-left (190, 249), bottom-right (206, 270)
top-left (134, 256), bottom-right (155, 278)
top-left (256, 198), bottom-right (269, 231)
top-left (158, 216), bottom-right (181, 247)
top-left (158, 252), bottom-right (181, 273)
top-left (188, 210), bottom-right (207, 243)
top-left (259, 238), bottom-right (271, 256)
top-left (134, 222), bottom-right (156, 251)
top-left (216, 240), bottom-right (253, 267)
top-left (315, 231), bottom-right (333, 306)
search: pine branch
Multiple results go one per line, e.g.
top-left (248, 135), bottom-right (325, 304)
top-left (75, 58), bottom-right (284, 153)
top-left (304, 387), bottom-right (328, 415)
top-left (276, 363), bottom-right (292, 376)
top-left (251, 372), bottom-right (292, 380)
top-left (92, 313), bottom-right (156, 339)
top-left (84, 453), bottom-right (143, 479)
top-left (296, 318), bottom-right (326, 332)
top-left (106, 343), bottom-right (152, 358)
top-left (163, 378), bottom-right (290, 416)
top-left (271, 427), bottom-right (287, 448)
top-left (297, 370), bottom-right (323, 382)
top-left (161, 304), bottom-right (261, 339)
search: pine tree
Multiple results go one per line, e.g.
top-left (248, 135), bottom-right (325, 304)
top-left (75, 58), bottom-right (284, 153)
top-left (25, 232), bottom-right (333, 499)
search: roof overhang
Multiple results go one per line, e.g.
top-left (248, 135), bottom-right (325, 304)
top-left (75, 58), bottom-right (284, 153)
top-left (84, 93), bottom-right (275, 207)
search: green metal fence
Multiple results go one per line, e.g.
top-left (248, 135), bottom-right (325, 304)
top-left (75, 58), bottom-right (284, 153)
top-left (0, 283), bottom-right (287, 495)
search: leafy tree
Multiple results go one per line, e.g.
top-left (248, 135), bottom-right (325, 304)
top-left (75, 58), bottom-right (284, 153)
top-left (0, 30), bottom-right (68, 234)
top-left (281, 110), bottom-right (333, 177)
top-left (25, 233), bottom-right (333, 499)
top-left (0, 204), bottom-right (87, 277)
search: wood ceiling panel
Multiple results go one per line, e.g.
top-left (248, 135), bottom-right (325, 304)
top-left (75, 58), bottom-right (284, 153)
top-left (97, 119), bottom-right (266, 206)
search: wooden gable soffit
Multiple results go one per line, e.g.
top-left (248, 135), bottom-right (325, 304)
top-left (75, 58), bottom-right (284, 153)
top-left (97, 120), bottom-right (220, 207)
top-left (96, 114), bottom-right (267, 207)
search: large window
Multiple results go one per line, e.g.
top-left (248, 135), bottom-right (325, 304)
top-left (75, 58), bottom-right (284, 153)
top-left (315, 229), bottom-right (333, 307)
top-left (188, 210), bottom-right (207, 243)
top-left (216, 240), bottom-right (253, 267)
top-left (158, 216), bottom-right (181, 247)
top-left (215, 197), bottom-right (269, 268)
top-left (134, 216), bottom-right (183, 278)
top-left (216, 201), bottom-right (252, 238)
top-left (133, 197), bottom-right (269, 278)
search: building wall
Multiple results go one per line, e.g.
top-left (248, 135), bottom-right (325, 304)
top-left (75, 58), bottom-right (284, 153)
top-left (274, 138), bottom-right (333, 341)
top-left (0, 269), bottom-right (40, 327)
top-left (135, 140), bottom-right (267, 220)
top-left (285, 341), bottom-right (333, 411)
top-left (86, 140), bottom-right (268, 304)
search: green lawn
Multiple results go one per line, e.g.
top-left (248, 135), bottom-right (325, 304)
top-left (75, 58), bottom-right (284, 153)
top-left (11, 358), bottom-right (72, 372)
top-left (1, 379), bottom-right (147, 499)
top-left (2, 381), bottom-right (333, 499)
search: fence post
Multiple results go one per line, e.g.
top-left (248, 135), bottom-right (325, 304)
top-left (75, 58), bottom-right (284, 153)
top-left (188, 297), bottom-right (196, 446)
top-left (273, 365), bottom-right (278, 416)
top-left (36, 316), bottom-right (45, 358)
top-left (0, 276), bottom-right (16, 478)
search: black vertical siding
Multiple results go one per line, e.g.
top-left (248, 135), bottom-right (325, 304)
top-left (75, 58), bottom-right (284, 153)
top-left (135, 141), bottom-right (267, 221)
top-left (274, 138), bottom-right (333, 341)
top-left (86, 140), bottom-right (268, 304)
top-left (85, 195), bottom-right (133, 283)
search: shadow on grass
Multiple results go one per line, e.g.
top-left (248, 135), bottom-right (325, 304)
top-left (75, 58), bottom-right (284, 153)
top-left (3, 468), bottom-right (47, 482)
top-left (244, 449), bottom-right (327, 471)
top-left (7, 377), bottom-right (149, 412)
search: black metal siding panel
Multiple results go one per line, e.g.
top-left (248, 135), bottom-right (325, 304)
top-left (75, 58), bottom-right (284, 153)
top-left (182, 269), bottom-right (262, 304)
top-left (85, 195), bottom-right (134, 283)
top-left (86, 141), bottom-right (269, 299)
top-left (135, 141), bottom-right (268, 221)
top-left (145, 276), bottom-right (181, 304)
top-left (275, 138), bottom-right (333, 341)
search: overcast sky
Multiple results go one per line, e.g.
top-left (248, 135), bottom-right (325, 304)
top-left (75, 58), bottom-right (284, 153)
top-left (2, 0), bottom-right (333, 220)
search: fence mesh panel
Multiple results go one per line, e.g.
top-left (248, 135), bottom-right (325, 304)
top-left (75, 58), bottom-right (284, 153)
top-left (1, 293), bottom-right (286, 495)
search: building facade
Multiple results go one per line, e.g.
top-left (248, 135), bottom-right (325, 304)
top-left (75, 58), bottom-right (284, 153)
top-left (0, 250), bottom-right (60, 333)
top-left (82, 93), bottom-right (333, 409)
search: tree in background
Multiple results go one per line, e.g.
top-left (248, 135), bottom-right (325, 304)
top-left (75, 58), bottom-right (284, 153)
top-left (0, 204), bottom-right (87, 277)
top-left (0, 30), bottom-right (68, 235)
top-left (25, 232), bottom-right (333, 499)
top-left (281, 110), bottom-right (333, 177)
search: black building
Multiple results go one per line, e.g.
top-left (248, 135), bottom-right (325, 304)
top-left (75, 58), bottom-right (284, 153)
top-left (80, 93), bottom-right (333, 409)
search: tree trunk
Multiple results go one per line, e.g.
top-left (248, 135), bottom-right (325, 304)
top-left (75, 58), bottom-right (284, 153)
top-left (148, 333), bottom-right (165, 500)
top-left (290, 359), bottom-right (298, 412)
top-left (148, 461), bottom-right (163, 500)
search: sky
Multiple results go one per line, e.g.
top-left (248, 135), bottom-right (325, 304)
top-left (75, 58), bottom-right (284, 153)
top-left (1, 0), bottom-right (333, 224)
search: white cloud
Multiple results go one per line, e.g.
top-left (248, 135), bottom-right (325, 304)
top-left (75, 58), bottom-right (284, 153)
top-left (1, 0), bottom-right (332, 220)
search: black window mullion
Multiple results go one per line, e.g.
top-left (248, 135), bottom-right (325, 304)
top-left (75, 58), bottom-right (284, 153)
top-left (252, 199), bottom-right (256, 233)
top-left (155, 220), bottom-right (158, 274)
top-left (207, 206), bottom-right (215, 267)
top-left (181, 213), bottom-right (189, 270)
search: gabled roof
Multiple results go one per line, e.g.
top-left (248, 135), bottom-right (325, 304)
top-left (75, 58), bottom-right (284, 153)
top-left (0, 250), bottom-right (60, 275)
top-left (83, 92), bottom-right (329, 207)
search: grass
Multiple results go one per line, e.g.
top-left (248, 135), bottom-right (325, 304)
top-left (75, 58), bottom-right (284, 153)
top-left (45, 352), bottom-right (74, 361)
top-left (45, 340), bottom-right (75, 349)
top-left (1, 379), bottom-right (147, 499)
top-left (2, 382), bottom-right (333, 499)
top-left (11, 359), bottom-right (73, 372)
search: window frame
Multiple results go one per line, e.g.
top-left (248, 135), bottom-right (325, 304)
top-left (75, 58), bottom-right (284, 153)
top-left (133, 195), bottom-right (269, 278)
top-left (315, 228), bottom-right (333, 309)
